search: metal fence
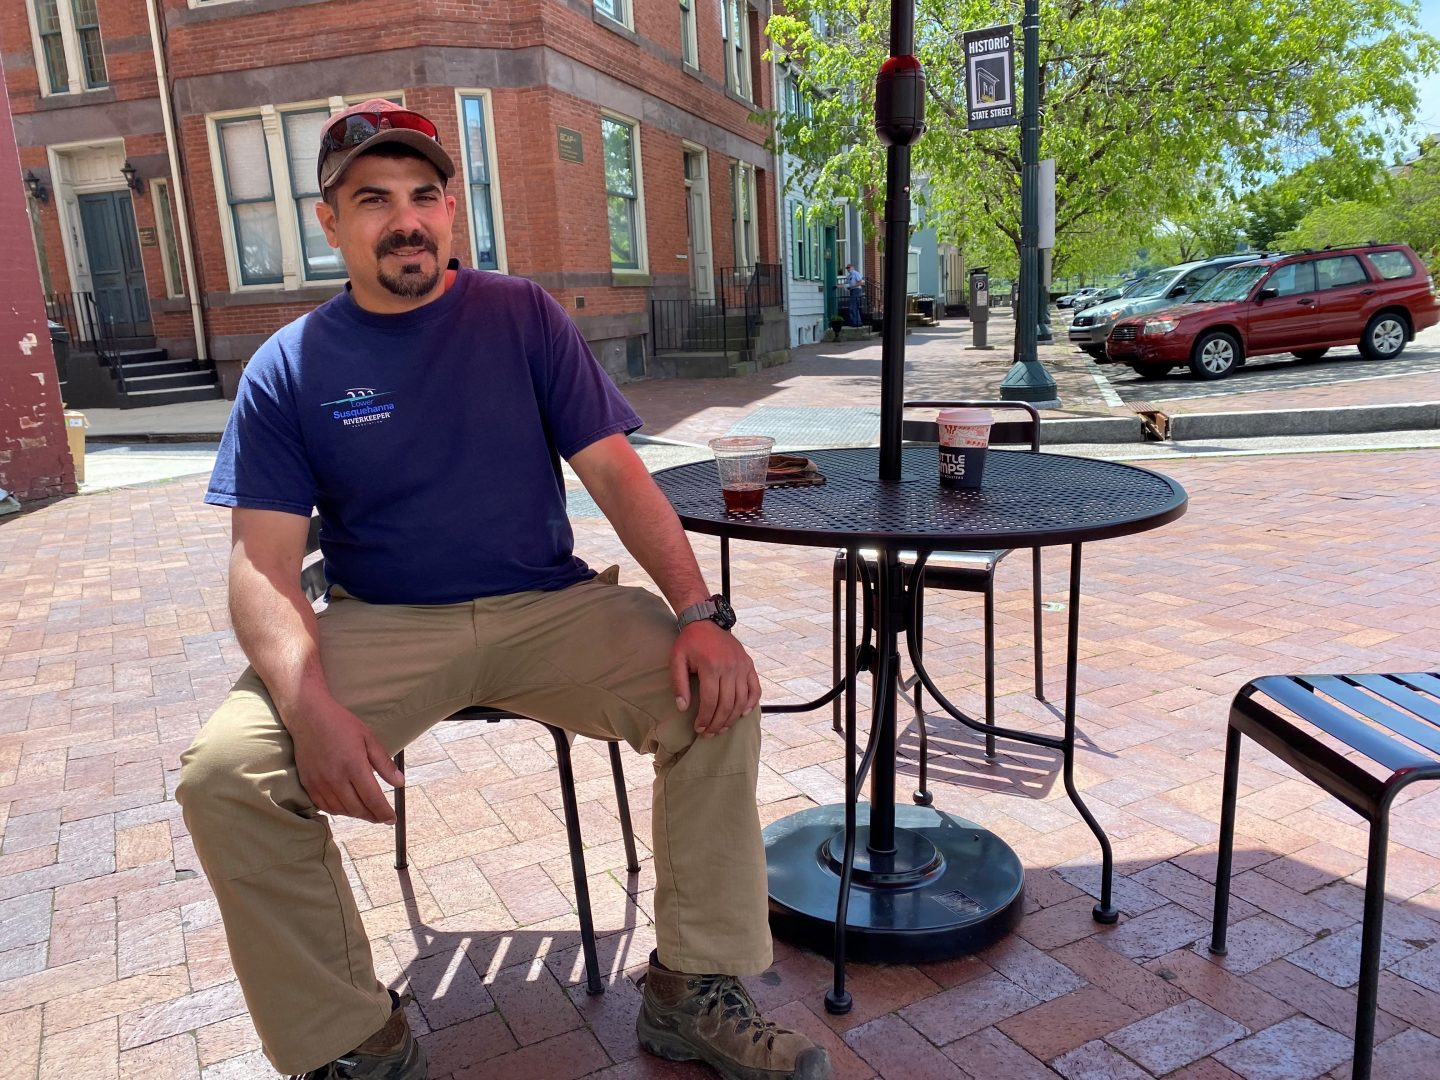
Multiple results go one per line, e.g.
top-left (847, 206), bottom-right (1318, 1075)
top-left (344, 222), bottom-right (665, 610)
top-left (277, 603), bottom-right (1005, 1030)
top-left (652, 263), bottom-right (782, 356)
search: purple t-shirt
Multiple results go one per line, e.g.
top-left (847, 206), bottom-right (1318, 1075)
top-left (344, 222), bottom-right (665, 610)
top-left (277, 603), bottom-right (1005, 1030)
top-left (205, 267), bottom-right (642, 604)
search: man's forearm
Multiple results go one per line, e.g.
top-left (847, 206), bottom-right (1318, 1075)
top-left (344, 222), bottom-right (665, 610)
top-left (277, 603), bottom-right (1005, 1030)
top-left (599, 480), bottom-right (712, 614)
top-left (228, 552), bottom-right (336, 723)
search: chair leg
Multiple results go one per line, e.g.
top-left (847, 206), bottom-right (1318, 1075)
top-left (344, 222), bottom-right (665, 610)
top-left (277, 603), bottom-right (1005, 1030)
top-left (393, 749), bottom-right (407, 871)
top-left (1209, 724), bottom-right (1242, 955)
top-left (546, 725), bottom-right (603, 995)
top-left (832, 557), bottom-right (844, 735)
top-left (912, 584), bottom-right (932, 807)
top-left (609, 741), bottom-right (641, 874)
top-left (1032, 547), bottom-right (1045, 701)
top-left (983, 578), bottom-right (997, 760)
top-left (1351, 809), bottom-right (1392, 1080)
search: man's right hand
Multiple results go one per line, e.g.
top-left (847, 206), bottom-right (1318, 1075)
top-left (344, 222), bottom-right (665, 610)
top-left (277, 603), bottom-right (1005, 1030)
top-left (288, 700), bottom-right (405, 824)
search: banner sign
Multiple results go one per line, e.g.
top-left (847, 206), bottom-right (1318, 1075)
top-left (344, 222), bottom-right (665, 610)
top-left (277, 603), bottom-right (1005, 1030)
top-left (964, 25), bottom-right (1017, 130)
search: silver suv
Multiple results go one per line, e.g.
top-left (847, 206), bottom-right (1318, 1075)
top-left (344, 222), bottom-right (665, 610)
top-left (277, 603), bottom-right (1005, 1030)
top-left (1068, 255), bottom-right (1258, 358)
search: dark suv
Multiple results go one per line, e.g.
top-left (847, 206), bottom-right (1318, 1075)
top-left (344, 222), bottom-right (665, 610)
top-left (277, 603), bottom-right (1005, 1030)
top-left (1105, 244), bottom-right (1439, 379)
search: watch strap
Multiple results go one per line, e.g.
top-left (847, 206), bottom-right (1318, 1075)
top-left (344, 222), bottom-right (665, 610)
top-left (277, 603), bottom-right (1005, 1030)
top-left (676, 599), bottom-right (719, 631)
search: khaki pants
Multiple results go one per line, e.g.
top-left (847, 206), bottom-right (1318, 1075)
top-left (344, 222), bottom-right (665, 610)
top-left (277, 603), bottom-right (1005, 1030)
top-left (176, 570), bottom-right (770, 1075)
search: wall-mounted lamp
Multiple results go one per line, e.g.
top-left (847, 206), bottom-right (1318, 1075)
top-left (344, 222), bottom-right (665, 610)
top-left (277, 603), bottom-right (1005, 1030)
top-left (120, 159), bottom-right (144, 194)
top-left (23, 170), bottom-right (48, 204)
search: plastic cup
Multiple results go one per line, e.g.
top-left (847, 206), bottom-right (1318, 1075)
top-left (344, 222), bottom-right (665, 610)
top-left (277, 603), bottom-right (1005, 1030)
top-left (708, 435), bottom-right (774, 512)
top-left (936, 408), bottom-right (993, 489)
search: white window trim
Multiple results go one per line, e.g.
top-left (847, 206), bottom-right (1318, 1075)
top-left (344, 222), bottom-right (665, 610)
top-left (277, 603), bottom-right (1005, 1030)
top-left (453, 88), bottom-right (508, 275)
top-left (206, 91), bottom-right (404, 293)
top-left (152, 179), bottom-right (186, 298)
top-left (679, 0), bottom-right (699, 70)
top-left (722, 0), bottom-right (753, 101)
top-left (26, 0), bottom-right (108, 97)
top-left (601, 110), bottom-right (649, 276)
top-left (732, 161), bottom-right (757, 270)
top-left (594, 0), bottom-right (634, 32)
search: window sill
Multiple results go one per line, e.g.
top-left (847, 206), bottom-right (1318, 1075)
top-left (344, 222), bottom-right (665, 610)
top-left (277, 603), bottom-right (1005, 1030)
top-left (34, 86), bottom-right (117, 110)
top-left (682, 62), bottom-right (702, 81)
top-left (592, 10), bottom-right (638, 42)
top-left (611, 271), bottom-right (652, 287)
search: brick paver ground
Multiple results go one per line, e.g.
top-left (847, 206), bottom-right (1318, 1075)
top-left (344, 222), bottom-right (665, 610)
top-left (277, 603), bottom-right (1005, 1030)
top-left (2, 448), bottom-right (1439, 1079)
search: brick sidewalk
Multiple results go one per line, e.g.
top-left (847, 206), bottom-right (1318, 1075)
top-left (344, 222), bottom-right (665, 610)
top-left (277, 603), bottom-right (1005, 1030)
top-left (2, 451), bottom-right (1439, 1078)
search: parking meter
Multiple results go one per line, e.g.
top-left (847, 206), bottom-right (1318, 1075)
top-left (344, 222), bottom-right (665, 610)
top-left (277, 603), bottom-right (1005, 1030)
top-left (969, 268), bottom-right (992, 350)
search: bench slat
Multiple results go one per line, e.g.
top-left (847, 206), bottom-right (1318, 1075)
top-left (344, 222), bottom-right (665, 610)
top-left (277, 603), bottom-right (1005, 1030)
top-left (1251, 675), bottom-right (1433, 774)
top-left (1350, 674), bottom-right (1440, 729)
top-left (1395, 672), bottom-right (1440, 702)
top-left (1302, 676), bottom-right (1440, 756)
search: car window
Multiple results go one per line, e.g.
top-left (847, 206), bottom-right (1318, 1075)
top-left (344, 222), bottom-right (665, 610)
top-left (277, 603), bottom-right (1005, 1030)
top-left (1364, 250), bottom-right (1415, 280)
top-left (1315, 255), bottom-right (1368, 289)
top-left (1129, 274), bottom-right (1173, 298)
top-left (1264, 261), bottom-right (1317, 297)
top-left (1191, 265), bottom-right (1267, 302)
top-left (1185, 265), bottom-right (1223, 286)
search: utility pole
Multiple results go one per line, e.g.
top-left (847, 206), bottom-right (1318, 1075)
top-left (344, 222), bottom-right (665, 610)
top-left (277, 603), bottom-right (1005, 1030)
top-left (999, 0), bottom-right (1058, 404)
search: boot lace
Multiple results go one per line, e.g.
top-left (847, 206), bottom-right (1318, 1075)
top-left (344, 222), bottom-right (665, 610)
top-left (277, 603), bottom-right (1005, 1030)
top-left (689, 974), bottom-right (791, 1050)
top-left (292, 1061), bottom-right (360, 1080)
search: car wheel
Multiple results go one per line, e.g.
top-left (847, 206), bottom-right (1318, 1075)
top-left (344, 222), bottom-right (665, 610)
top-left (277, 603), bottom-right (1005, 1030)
top-left (1130, 365), bottom-right (1173, 380)
top-left (1291, 349), bottom-right (1329, 361)
top-left (1359, 313), bottom-right (1408, 361)
top-left (1084, 347), bottom-right (1106, 360)
top-left (1189, 331), bottom-right (1240, 380)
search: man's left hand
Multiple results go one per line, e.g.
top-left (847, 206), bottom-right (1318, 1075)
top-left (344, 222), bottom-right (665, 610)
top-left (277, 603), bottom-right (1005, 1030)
top-left (670, 622), bottom-right (761, 737)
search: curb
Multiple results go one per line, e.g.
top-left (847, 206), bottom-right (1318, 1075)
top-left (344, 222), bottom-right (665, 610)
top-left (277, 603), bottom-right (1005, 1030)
top-left (1167, 402), bottom-right (1440, 442)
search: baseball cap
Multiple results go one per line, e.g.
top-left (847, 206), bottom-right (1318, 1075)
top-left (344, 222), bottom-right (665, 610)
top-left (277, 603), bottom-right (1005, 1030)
top-left (317, 99), bottom-right (456, 193)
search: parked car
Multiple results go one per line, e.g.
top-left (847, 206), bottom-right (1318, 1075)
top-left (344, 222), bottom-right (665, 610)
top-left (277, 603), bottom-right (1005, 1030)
top-left (1104, 243), bottom-right (1439, 379)
top-left (1068, 255), bottom-right (1257, 358)
top-left (1073, 281), bottom-right (1134, 312)
top-left (1057, 286), bottom-right (1101, 309)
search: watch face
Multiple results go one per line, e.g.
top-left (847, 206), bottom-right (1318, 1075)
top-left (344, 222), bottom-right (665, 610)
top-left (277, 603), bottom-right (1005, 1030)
top-left (711, 594), bottom-right (737, 629)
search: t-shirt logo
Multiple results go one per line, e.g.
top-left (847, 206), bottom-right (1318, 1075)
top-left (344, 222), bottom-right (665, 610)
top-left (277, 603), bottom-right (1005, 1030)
top-left (323, 388), bottom-right (396, 427)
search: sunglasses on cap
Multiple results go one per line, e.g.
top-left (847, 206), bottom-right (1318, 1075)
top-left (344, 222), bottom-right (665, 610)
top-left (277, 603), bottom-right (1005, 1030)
top-left (319, 109), bottom-right (441, 158)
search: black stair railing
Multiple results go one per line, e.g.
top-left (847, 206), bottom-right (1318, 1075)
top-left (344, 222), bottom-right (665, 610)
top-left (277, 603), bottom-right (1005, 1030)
top-left (650, 263), bottom-right (782, 358)
top-left (45, 291), bottom-right (125, 393)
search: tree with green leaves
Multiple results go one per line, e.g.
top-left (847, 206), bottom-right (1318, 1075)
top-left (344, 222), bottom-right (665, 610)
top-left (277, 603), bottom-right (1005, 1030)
top-left (1283, 141), bottom-right (1440, 272)
top-left (767, 0), bottom-right (1438, 277)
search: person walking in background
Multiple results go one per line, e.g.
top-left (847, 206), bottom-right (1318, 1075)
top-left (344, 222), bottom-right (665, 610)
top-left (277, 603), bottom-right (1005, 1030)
top-left (842, 263), bottom-right (865, 326)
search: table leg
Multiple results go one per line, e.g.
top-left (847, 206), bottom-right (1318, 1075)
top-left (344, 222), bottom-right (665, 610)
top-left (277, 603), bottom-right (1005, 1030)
top-left (765, 552), bottom-right (1025, 988)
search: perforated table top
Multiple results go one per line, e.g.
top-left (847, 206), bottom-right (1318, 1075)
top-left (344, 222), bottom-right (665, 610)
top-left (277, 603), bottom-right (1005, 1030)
top-left (653, 447), bottom-right (1188, 550)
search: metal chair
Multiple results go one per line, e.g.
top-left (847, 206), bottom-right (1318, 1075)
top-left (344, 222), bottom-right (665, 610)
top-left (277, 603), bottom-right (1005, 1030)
top-left (1211, 672), bottom-right (1440, 1080)
top-left (831, 400), bottom-right (1045, 802)
top-left (301, 520), bottom-right (640, 995)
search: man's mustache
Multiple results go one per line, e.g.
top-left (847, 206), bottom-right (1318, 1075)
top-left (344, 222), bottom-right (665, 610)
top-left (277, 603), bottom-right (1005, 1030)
top-left (376, 231), bottom-right (438, 258)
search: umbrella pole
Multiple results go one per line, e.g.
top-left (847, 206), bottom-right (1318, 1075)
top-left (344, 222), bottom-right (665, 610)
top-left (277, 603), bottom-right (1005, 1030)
top-left (876, 2), bottom-right (916, 483)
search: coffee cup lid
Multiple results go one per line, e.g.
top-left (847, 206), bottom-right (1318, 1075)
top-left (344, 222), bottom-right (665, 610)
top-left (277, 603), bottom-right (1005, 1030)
top-left (936, 408), bottom-right (993, 426)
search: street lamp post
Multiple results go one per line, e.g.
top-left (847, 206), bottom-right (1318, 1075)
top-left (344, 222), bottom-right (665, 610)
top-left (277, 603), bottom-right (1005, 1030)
top-left (999, 0), bottom-right (1058, 404)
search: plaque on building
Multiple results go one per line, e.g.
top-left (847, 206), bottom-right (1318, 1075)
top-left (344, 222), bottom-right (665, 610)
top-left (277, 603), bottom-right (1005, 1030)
top-left (138, 227), bottom-right (158, 246)
top-left (558, 128), bottom-right (583, 163)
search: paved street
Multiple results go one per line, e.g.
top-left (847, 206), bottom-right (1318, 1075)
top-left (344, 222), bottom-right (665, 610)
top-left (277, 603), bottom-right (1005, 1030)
top-left (2, 430), bottom-right (1439, 1077)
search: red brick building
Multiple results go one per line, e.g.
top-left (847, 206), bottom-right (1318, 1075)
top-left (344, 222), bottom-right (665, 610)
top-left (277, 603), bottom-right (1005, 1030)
top-left (4, 0), bottom-right (782, 400)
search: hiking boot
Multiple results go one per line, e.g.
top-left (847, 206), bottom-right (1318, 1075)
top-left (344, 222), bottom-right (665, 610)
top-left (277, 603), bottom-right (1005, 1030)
top-left (637, 953), bottom-right (830, 1080)
top-left (289, 991), bottom-right (426, 1079)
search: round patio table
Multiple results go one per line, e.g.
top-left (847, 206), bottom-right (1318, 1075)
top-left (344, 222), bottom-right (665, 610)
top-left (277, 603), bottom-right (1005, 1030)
top-left (652, 445), bottom-right (1187, 1011)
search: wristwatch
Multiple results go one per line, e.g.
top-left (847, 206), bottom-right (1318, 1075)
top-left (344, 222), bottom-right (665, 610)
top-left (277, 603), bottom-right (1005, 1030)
top-left (676, 594), bottom-right (737, 632)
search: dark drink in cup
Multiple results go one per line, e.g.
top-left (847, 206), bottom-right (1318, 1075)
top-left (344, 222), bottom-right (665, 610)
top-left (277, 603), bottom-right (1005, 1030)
top-left (708, 435), bottom-right (775, 514)
top-left (722, 485), bottom-right (765, 512)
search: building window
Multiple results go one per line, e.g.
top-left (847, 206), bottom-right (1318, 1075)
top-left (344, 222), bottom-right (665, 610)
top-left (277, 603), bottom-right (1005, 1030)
top-left (679, 0), bottom-right (698, 68)
top-left (216, 117), bottom-right (284, 286)
top-left (152, 180), bottom-right (185, 298)
top-left (459, 94), bottom-right (501, 270)
top-left (282, 109), bottom-right (345, 280)
top-left (28, 0), bottom-right (107, 95)
top-left (722, 0), bottom-right (752, 100)
top-left (603, 116), bottom-right (644, 271)
top-left (732, 162), bottom-right (756, 269)
top-left (594, 0), bottom-right (628, 28)
top-left (791, 202), bottom-right (806, 279)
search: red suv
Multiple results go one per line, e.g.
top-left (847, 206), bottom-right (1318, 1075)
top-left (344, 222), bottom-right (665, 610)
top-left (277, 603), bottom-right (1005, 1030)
top-left (1105, 244), bottom-right (1439, 379)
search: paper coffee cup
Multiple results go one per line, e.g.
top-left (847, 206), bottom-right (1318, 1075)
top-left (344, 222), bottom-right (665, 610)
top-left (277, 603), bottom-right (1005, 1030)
top-left (936, 408), bottom-right (992, 489)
